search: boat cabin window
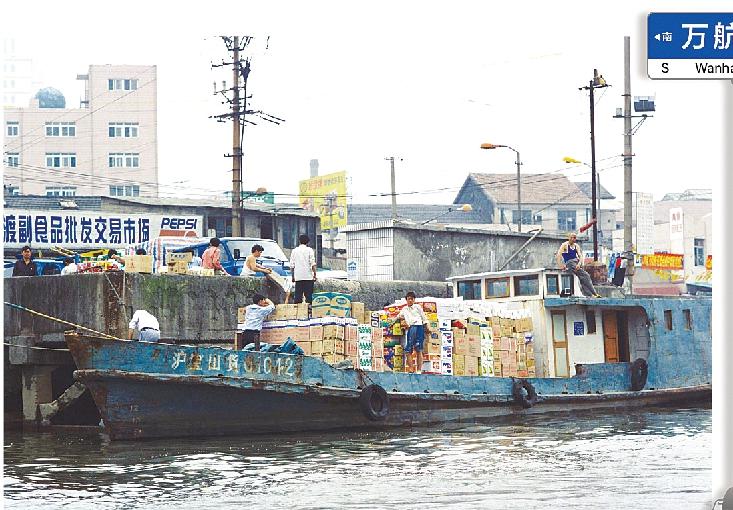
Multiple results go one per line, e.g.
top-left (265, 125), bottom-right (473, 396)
top-left (561, 274), bottom-right (575, 295)
top-left (664, 310), bottom-right (673, 330)
top-left (457, 280), bottom-right (481, 300)
top-left (586, 309), bottom-right (597, 334)
top-left (485, 277), bottom-right (510, 298)
top-left (546, 274), bottom-right (559, 295)
top-left (683, 309), bottom-right (692, 330)
top-left (513, 274), bottom-right (539, 296)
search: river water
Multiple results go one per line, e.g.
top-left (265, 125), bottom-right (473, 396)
top-left (3, 406), bottom-right (712, 510)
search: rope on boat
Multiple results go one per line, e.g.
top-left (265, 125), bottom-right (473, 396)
top-left (3, 342), bottom-right (70, 352)
top-left (3, 301), bottom-right (123, 340)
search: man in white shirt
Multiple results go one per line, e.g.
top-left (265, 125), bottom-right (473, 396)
top-left (128, 310), bottom-right (160, 342)
top-left (239, 293), bottom-right (276, 351)
top-left (390, 292), bottom-right (431, 374)
top-left (60, 257), bottom-right (78, 275)
top-left (289, 234), bottom-right (317, 304)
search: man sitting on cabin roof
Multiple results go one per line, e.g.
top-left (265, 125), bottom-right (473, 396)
top-left (556, 232), bottom-right (601, 298)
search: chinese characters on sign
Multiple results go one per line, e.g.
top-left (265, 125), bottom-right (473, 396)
top-left (170, 349), bottom-right (297, 379)
top-left (648, 13), bottom-right (733, 79)
top-left (298, 171), bottom-right (348, 230)
top-left (3, 210), bottom-right (202, 249)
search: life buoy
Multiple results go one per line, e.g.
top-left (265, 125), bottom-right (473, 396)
top-left (359, 384), bottom-right (389, 421)
top-left (512, 378), bottom-right (538, 409)
top-left (630, 358), bottom-right (648, 391)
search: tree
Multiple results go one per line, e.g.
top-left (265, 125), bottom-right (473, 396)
top-left (34, 87), bottom-right (66, 108)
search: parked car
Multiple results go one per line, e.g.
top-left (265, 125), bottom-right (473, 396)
top-left (172, 237), bottom-right (291, 277)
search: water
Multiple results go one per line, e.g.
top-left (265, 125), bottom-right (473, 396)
top-left (4, 406), bottom-right (712, 510)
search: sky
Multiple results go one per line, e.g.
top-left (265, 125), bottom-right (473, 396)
top-left (3, 1), bottom-right (728, 207)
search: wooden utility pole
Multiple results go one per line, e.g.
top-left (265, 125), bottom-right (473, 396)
top-left (211, 36), bottom-right (284, 238)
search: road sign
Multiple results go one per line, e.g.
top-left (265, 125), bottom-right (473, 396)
top-left (648, 12), bottom-right (733, 79)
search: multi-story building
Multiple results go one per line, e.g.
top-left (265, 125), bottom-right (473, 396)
top-left (3, 64), bottom-right (158, 197)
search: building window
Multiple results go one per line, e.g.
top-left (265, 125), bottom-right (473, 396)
top-left (5, 185), bottom-right (20, 195)
top-left (109, 185), bottom-right (140, 197)
top-left (693, 238), bottom-right (705, 266)
top-left (557, 210), bottom-right (577, 231)
top-left (45, 153), bottom-right (77, 168)
top-left (683, 309), bottom-right (692, 330)
top-left (4, 152), bottom-right (20, 167)
top-left (485, 277), bottom-right (510, 298)
top-left (546, 274), bottom-right (559, 295)
top-left (108, 122), bottom-right (139, 138)
top-left (45, 122), bottom-right (76, 137)
top-left (664, 310), bottom-right (673, 331)
top-left (511, 210), bottom-right (534, 225)
top-left (561, 274), bottom-right (575, 295)
top-left (457, 280), bottom-right (481, 300)
top-left (108, 78), bottom-right (138, 91)
top-left (6, 121), bottom-right (19, 137)
top-left (45, 186), bottom-right (77, 197)
top-left (108, 153), bottom-right (140, 168)
top-left (586, 309), bottom-right (597, 334)
top-left (513, 274), bottom-right (539, 296)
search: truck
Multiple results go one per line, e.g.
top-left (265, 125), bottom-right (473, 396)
top-left (172, 237), bottom-right (291, 277)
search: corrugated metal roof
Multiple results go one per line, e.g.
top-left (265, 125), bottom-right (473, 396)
top-left (464, 173), bottom-right (591, 205)
top-left (347, 203), bottom-right (487, 225)
top-left (4, 195), bottom-right (102, 210)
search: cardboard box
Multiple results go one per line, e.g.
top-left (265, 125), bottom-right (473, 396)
top-left (296, 340), bottom-right (312, 356)
top-left (124, 254), bottom-right (154, 273)
top-left (309, 325), bottom-right (323, 341)
top-left (427, 340), bottom-right (442, 355)
top-left (351, 302), bottom-right (365, 322)
top-left (372, 357), bottom-right (384, 372)
top-left (372, 337), bottom-right (384, 353)
top-left (454, 335), bottom-right (468, 356)
top-left (322, 338), bottom-right (336, 354)
top-left (168, 252), bottom-right (193, 263)
top-left (345, 339), bottom-right (358, 357)
top-left (452, 327), bottom-right (466, 338)
top-left (322, 353), bottom-right (337, 364)
top-left (453, 354), bottom-right (465, 376)
top-left (479, 360), bottom-right (493, 377)
top-left (310, 340), bottom-right (324, 355)
top-left (467, 324), bottom-right (481, 337)
top-left (237, 307), bottom-right (247, 324)
top-left (323, 324), bottom-right (343, 340)
top-left (371, 327), bottom-right (383, 342)
top-left (467, 335), bottom-right (481, 357)
top-left (335, 339), bottom-right (345, 355)
top-left (296, 302), bottom-right (309, 320)
top-left (493, 360), bottom-right (503, 374)
top-left (167, 260), bottom-right (188, 274)
top-left (465, 356), bottom-right (479, 376)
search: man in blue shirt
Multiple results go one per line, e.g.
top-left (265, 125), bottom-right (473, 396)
top-left (241, 293), bottom-right (276, 351)
top-left (555, 232), bottom-right (601, 298)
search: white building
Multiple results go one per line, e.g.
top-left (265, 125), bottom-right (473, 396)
top-left (3, 64), bottom-right (158, 197)
top-left (2, 38), bottom-right (36, 108)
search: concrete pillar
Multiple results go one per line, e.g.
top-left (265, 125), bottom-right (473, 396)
top-left (21, 366), bottom-right (54, 424)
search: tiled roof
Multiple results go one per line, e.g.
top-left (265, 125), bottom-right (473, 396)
top-left (464, 173), bottom-right (591, 205)
top-left (4, 195), bottom-right (102, 210)
top-left (347, 203), bottom-right (487, 225)
top-left (575, 182), bottom-right (616, 200)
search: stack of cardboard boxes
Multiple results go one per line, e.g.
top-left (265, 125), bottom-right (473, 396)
top-left (489, 315), bottom-right (535, 378)
top-left (121, 254), bottom-right (154, 273)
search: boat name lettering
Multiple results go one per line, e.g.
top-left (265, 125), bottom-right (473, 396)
top-left (226, 354), bottom-right (239, 372)
top-left (207, 354), bottom-right (221, 371)
top-left (171, 351), bottom-right (187, 369)
top-left (190, 352), bottom-right (202, 371)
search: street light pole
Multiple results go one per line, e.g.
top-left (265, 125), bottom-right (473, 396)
top-left (480, 143), bottom-right (522, 233)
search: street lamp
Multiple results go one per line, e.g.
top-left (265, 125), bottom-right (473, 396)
top-left (563, 156), bottom-right (602, 252)
top-left (480, 143), bottom-right (522, 233)
top-left (421, 204), bottom-right (473, 225)
top-left (578, 69), bottom-right (610, 261)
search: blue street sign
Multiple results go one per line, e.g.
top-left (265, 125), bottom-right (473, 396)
top-left (648, 12), bottom-right (733, 79)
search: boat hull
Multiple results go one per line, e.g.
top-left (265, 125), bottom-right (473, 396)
top-left (74, 368), bottom-right (710, 440)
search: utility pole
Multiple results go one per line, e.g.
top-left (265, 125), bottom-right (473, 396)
top-left (231, 37), bottom-right (243, 237)
top-left (212, 36), bottom-right (285, 238)
top-left (514, 150), bottom-right (522, 234)
top-left (623, 36), bottom-right (634, 286)
top-left (580, 69), bottom-right (609, 262)
top-left (385, 156), bottom-right (400, 220)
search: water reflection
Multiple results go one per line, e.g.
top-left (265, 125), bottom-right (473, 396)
top-left (4, 406), bottom-right (712, 510)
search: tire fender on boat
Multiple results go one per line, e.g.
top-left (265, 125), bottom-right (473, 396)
top-left (359, 384), bottom-right (389, 421)
top-left (512, 378), bottom-right (538, 409)
top-left (630, 358), bottom-right (648, 391)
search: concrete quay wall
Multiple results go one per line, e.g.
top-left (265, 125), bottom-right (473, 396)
top-left (4, 273), bottom-right (452, 345)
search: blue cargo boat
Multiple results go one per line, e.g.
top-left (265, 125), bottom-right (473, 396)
top-left (65, 268), bottom-right (711, 440)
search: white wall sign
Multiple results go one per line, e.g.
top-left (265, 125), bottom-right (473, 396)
top-left (669, 207), bottom-right (684, 255)
top-left (346, 258), bottom-right (359, 280)
top-left (3, 209), bottom-right (203, 249)
top-left (634, 192), bottom-right (654, 255)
